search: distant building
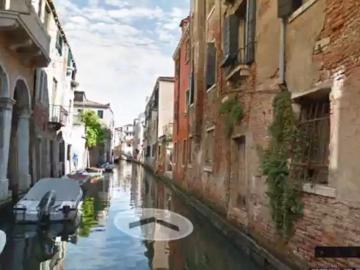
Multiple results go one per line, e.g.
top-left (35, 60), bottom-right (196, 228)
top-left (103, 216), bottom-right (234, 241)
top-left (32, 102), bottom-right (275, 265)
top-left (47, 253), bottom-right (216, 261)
top-left (113, 124), bottom-right (135, 161)
top-left (173, 16), bottom-right (191, 181)
top-left (144, 77), bottom-right (174, 171)
top-left (73, 91), bottom-right (114, 167)
top-left (133, 113), bottom-right (145, 162)
top-left (32, 0), bottom-right (78, 180)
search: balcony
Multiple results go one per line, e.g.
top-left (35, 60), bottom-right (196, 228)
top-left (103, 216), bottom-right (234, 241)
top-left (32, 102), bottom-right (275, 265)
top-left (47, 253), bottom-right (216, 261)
top-left (48, 105), bottom-right (68, 130)
top-left (0, 0), bottom-right (50, 67)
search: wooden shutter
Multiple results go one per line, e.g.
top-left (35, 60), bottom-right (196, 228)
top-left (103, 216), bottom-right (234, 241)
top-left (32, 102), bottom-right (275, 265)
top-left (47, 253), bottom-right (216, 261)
top-left (245, 0), bottom-right (256, 64)
top-left (206, 43), bottom-right (216, 89)
top-left (189, 72), bottom-right (194, 104)
top-left (222, 14), bottom-right (239, 67)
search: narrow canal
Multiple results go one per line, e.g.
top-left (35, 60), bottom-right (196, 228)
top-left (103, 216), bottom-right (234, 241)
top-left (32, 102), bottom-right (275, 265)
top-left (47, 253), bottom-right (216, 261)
top-left (0, 162), bottom-right (261, 270)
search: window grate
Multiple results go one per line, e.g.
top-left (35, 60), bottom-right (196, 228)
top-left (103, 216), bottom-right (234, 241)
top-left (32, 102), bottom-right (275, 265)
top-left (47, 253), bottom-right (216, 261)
top-left (291, 99), bottom-right (330, 184)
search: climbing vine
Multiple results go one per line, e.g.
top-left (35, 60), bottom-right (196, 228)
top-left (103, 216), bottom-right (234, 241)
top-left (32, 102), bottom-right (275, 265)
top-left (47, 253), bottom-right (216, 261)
top-left (80, 110), bottom-right (108, 148)
top-left (261, 90), bottom-right (304, 238)
top-left (219, 97), bottom-right (244, 137)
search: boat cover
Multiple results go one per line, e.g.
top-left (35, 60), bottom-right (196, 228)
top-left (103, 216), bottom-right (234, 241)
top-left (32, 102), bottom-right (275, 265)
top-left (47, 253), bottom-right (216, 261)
top-left (0, 230), bottom-right (5, 254)
top-left (23, 178), bottom-right (82, 202)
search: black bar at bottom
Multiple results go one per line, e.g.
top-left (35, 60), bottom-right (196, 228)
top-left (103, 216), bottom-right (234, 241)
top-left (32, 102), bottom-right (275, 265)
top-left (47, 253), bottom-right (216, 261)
top-left (315, 246), bottom-right (360, 258)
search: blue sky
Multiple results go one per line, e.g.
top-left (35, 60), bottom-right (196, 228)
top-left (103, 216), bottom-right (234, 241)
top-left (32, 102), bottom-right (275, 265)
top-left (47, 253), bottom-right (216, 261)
top-left (54, 0), bottom-right (190, 125)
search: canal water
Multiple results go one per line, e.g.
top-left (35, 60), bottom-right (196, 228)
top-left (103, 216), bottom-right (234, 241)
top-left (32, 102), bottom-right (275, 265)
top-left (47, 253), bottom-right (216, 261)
top-left (0, 162), bottom-right (261, 270)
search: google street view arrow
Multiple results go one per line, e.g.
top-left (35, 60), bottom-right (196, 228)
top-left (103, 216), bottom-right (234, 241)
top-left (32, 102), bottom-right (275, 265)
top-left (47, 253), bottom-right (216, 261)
top-left (115, 208), bottom-right (193, 241)
top-left (129, 217), bottom-right (180, 232)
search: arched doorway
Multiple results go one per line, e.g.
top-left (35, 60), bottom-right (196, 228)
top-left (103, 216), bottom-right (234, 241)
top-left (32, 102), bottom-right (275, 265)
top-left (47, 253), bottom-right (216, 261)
top-left (8, 80), bottom-right (31, 196)
top-left (0, 65), bottom-right (13, 201)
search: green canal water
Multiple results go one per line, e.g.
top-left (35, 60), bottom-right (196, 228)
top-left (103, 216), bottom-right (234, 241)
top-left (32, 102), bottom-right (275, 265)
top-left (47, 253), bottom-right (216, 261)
top-left (0, 162), bottom-right (261, 270)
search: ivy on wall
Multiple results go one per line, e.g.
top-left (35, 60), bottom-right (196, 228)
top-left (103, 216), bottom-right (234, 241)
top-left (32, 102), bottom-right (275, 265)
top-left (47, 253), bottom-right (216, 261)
top-left (261, 90), bottom-right (304, 238)
top-left (80, 110), bottom-right (108, 148)
top-left (219, 97), bottom-right (244, 137)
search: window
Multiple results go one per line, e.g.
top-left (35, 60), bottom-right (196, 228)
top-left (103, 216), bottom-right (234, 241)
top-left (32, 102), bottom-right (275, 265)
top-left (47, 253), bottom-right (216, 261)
top-left (67, 144), bottom-right (71, 161)
top-left (182, 140), bottom-right (187, 165)
top-left (146, 146), bottom-right (151, 157)
top-left (222, 0), bottom-right (256, 67)
top-left (185, 39), bottom-right (191, 63)
top-left (291, 95), bottom-right (330, 184)
top-left (0, 0), bottom-right (5, 9)
top-left (188, 137), bottom-right (192, 164)
top-left (56, 30), bottom-right (63, 56)
top-left (97, 110), bottom-right (104, 119)
top-left (189, 72), bottom-right (195, 105)
top-left (52, 78), bottom-right (58, 105)
top-left (175, 58), bottom-right (180, 77)
top-left (44, 4), bottom-right (51, 30)
top-left (278, 0), bottom-right (305, 17)
top-left (174, 143), bottom-right (177, 163)
top-left (205, 129), bottom-right (214, 166)
top-left (152, 144), bottom-right (156, 157)
top-left (185, 89), bottom-right (190, 113)
top-left (206, 42), bottom-right (216, 89)
top-left (38, 0), bottom-right (43, 17)
top-left (230, 136), bottom-right (247, 208)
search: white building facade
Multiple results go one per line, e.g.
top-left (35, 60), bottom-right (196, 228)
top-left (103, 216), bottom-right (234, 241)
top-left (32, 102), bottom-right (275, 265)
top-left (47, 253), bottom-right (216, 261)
top-left (0, 0), bottom-right (51, 201)
top-left (73, 91), bottom-right (115, 167)
top-left (144, 77), bottom-right (174, 169)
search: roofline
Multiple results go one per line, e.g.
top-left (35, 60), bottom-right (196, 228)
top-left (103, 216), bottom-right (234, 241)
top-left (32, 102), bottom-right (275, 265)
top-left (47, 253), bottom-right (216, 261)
top-left (47, 0), bottom-right (77, 69)
top-left (74, 103), bottom-right (110, 109)
top-left (158, 76), bottom-right (175, 82)
top-left (146, 76), bottom-right (175, 108)
top-left (173, 16), bottom-right (191, 60)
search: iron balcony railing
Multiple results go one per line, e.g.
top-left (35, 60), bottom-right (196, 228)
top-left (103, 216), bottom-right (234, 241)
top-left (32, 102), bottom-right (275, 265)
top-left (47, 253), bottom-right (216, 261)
top-left (49, 105), bottom-right (68, 126)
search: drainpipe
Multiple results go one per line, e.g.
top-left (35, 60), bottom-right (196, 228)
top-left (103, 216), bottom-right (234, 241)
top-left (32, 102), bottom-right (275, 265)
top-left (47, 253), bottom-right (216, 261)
top-left (279, 18), bottom-right (286, 86)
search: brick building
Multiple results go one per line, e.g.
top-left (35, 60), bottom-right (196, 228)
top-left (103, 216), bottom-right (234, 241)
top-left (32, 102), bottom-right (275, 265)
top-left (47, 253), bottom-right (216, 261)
top-left (173, 17), bottom-right (192, 183)
top-left (167, 0), bottom-right (360, 268)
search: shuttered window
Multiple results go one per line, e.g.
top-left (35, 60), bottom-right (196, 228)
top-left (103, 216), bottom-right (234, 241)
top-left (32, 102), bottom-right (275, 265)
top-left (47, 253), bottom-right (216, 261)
top-left (189, 72), bottom-right (195, 105)
top-left (222, 14), bottom-right (240, 66)
top-left (245, 0), bottom-right (256, 64)
top-left (206, 43), bottom-right (216, 89)
top-left (56, 31), bottom-right (63, 56)
top-left (222, 0), bottom-right (256, 67)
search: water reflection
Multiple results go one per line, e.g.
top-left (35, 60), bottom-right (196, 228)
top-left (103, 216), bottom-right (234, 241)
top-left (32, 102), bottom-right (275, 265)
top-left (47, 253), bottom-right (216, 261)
top-left (0, 163), bottom-right (261, 270)
top-left (0, 221), bottom-right (78, 270)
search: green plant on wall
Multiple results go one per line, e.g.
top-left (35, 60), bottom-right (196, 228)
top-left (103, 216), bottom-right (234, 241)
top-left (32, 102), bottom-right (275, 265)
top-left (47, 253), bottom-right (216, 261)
top-left (261, 90), bottom-right (304, 238)
top-left (219, 97), bottom-right (244, 137)
top-left (80, 110), bottom-right (107, 148)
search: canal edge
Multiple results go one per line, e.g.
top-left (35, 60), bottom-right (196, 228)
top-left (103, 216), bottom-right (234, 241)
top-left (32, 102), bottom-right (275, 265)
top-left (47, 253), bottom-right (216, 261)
top-left (136, 162), bottom-right (301, 270)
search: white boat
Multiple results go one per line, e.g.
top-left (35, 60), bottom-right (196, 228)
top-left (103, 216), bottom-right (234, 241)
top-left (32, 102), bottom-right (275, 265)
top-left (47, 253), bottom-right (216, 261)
top-left (14, 178), bottom-right (83, 223)
top-left (0, 230), bottom-right (5, 254)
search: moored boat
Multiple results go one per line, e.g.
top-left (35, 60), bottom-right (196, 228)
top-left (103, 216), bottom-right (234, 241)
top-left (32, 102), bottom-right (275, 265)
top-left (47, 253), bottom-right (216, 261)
top-left (13, 178), bottom-right (83, 224)
top-left (0, 230), bottom-right (5, 254)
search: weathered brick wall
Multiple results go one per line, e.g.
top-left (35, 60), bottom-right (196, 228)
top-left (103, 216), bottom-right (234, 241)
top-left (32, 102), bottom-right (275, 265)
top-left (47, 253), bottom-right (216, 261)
top-left (173, 23), bottom-right (190, 182)
top-left (175, 0), bottom-right (360, 268)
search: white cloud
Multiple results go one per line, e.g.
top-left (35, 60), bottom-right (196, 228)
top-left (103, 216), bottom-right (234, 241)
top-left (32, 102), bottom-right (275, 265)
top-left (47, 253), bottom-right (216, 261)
top-left (54, 0), bottom-right (188, 125)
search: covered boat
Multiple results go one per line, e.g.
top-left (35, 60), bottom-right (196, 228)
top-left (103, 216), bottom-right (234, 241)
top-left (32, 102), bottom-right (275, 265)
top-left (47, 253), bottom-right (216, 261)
top-left (14, 178), bottom-right (83, 223)
top-left (0, 230), bottom-right (5, 254)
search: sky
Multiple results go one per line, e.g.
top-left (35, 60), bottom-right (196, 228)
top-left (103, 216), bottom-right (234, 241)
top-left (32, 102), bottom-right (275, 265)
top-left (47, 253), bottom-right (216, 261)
top-left (54, 0), bottom-right (190, 126)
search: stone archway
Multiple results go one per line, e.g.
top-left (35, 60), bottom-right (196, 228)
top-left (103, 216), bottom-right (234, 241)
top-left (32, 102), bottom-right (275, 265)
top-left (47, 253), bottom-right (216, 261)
top-left (8, 79), bottom-right (31, 196)
top-left (0, 65), bottom-right (13, 201)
